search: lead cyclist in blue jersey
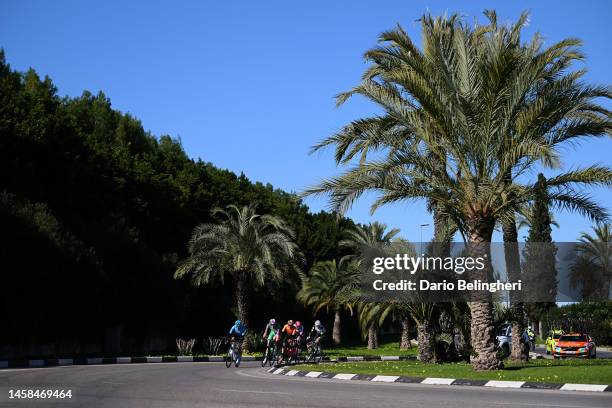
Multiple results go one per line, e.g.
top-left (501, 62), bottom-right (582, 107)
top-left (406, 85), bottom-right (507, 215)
top-left (228, 320), bottom-right (247, 365)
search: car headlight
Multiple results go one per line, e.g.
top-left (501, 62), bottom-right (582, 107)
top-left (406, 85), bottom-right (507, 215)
top-left (579, 348), bottom-right (586, 352)
top-left (555, 347), bottom-right (561, 351)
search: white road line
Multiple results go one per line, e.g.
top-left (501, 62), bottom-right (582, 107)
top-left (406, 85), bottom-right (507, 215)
top-left (485, 380), bottom-right (525, 388)
top-left (217, 389), bottom-right (290, 395)
top-left (285, 370), bottom-right (299, 376)
top-left (560, 383), bottom-right (608, 392)
top-left (305, 371), bottom-right (322, 378)
top-left (421, 377), bottom-right (455, 385)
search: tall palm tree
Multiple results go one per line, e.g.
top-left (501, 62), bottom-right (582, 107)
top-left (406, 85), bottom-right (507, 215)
top-left (297, 259), bottom-right (360, 345)
top-left (175, 204), bottom-right (301, 335)
top-left (304, 12), bottom-right (612, 370)
top-left (570, 224), bottom-right (612, 300)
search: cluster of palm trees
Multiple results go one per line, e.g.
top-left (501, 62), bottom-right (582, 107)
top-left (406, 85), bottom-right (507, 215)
top-left (297, 221), bottom-right (472, 363)
top-left (303, 11), bottom-right (611, 370)
top-left (297, 222), bottom-right (402, 349)
top-left (174, 10), bottom-right (610, 372)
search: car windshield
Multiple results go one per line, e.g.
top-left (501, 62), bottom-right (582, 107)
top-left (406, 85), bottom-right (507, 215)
top-left (559, 335), bottom-right (587, 342)
top-left (553, 334), bottom-right (561, 339)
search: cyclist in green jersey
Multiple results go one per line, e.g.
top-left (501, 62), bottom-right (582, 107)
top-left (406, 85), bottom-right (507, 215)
top-left (262, 318), bottom-right (280, 347)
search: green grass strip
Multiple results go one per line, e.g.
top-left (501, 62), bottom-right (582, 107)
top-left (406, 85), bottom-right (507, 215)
top-left (293, 359), bottom-right (612, 385)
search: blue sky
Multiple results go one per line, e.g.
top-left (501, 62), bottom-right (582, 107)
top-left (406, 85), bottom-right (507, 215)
top-left (2, 0), bottom-right (611, 243)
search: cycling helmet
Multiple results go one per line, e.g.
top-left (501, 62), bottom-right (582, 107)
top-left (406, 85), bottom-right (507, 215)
top-left (295, 321), bottom-right (302, 327)
top-left (315, 320), bottom-right (321, 326)
top-left (288, 319), bottom-right (294, 325)
top-left (235, 320), bottom-right (241, 326)
top-left (269, 318), bottom-right (276, 325)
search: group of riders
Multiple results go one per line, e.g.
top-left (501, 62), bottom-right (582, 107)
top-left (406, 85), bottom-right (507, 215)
top-left (228, 318), bottom-right (326, 366)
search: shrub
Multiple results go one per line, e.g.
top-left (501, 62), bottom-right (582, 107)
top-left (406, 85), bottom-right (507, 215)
top-left (176, 338), bottom-right (196, 355)
top-left (201, 337), bottom-right (224, 355)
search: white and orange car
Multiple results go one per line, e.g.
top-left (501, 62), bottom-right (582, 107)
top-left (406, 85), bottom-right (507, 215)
top-left (553, 333), bottom-right (597, 359)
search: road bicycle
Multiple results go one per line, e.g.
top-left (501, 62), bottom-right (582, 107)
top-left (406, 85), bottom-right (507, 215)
top-left (276, 337), bottom-right (299, 365)
top-left (305, 338), bottom-right (323, 363)
top-left (261, 339), bottom-right (278, 367)
top-left (225, 337), bottom-right (243, 368)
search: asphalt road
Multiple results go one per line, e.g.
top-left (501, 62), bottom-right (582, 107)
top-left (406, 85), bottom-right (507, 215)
top-left (1, 362), bottom-right (610, 408)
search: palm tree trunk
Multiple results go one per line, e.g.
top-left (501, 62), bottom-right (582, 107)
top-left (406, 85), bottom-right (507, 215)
top-left (400, 316), bottom-right (411, 350)
top-left (417, 321), bottom-right (435, 363)
top-left (367, 322), bottom-right (379, 349)
top-left (332, 309), bottom-right (342, 345)
top-left (235, 272), bottom-right (251, 351)
top-left (466, 215), bottom-right (502, 370)
top-left (538, 320), bottom-right (543, 339)
top-left (502, 217), bottom-right (528, 362)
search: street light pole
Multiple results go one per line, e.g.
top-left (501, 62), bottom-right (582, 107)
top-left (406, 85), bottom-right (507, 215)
top-left (419, 223), bottom-right (429, 255)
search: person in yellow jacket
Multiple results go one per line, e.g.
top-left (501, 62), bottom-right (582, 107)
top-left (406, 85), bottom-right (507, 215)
top-left (545, 328), bottom-right (565, 354)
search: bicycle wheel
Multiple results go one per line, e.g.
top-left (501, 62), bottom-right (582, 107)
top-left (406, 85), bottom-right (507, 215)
top-left (305, 348), bottom-right (314, 363)
top-left (225, 347), bottom-right (233, 368)
top-left (261, 347), bottom-right (268, 367)
top-left (269, 345), bottom-right (277, 367)
top-left (313, 345), bottom-right (322, 364)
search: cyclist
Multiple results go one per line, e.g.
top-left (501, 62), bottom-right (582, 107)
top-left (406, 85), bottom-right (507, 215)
top-left (280, 319), bottom-right (298, 362)
top-left (307, 320), bottom-right (326, 346)
top-left (295, 321), bottom-right (305, 352)
top-left (262, 318), bottom-right (280, 349)
top-left (228, 319), bottom-right (247, 366)
top-left (295, 320), bottom-right (304, 340)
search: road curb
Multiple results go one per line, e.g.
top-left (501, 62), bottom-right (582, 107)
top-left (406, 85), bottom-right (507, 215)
top-left (0, 355), bottom-right (263, 369)
top-left (267, 367), bottom-right (612, 393)
top-left (0, 354), bottom-right (412, 369)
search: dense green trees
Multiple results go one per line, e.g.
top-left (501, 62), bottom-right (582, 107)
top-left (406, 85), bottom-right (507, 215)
top-left (0, 51), bottom-right (355, 357)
